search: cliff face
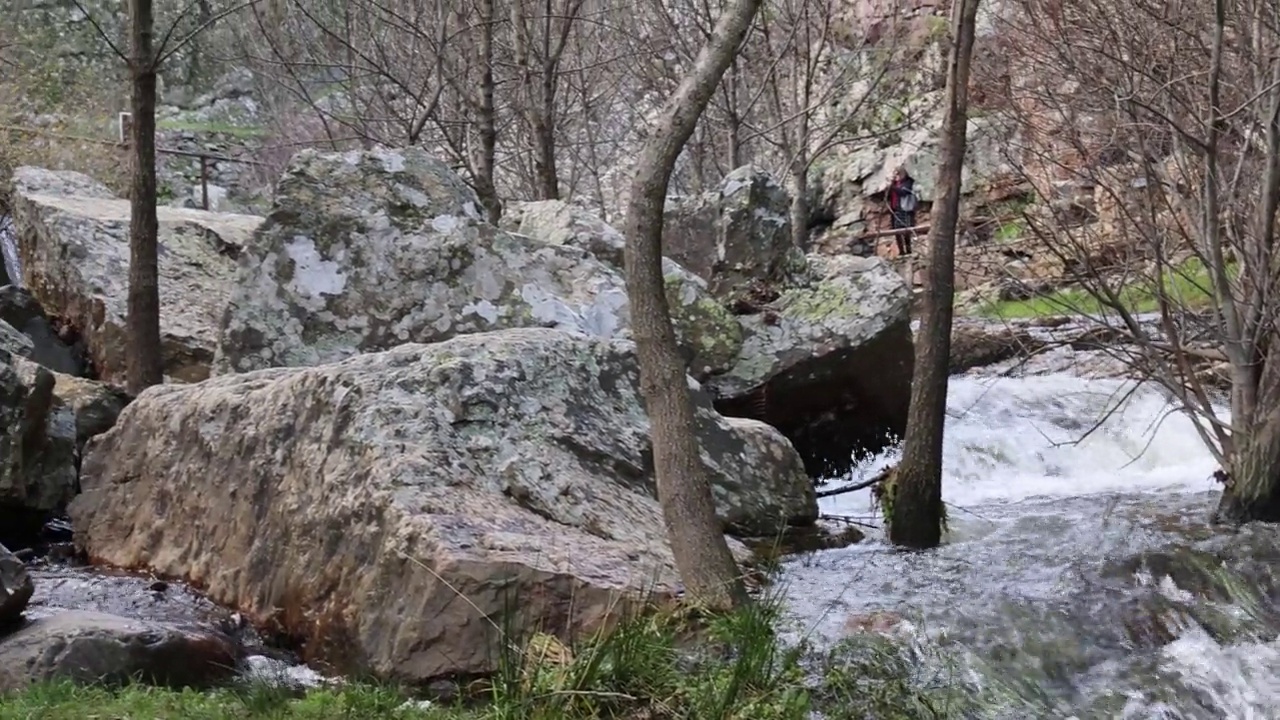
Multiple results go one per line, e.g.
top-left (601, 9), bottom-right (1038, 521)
top-left (809, 0), bottom-right (1026, 259)
top-left (808, 0), bottom-right (1148, 310)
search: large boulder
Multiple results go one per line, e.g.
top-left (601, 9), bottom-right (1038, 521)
top-left (0, 320), bottom-right (32, 358)
top-left (710, 255), bottom-right (913, 478)
top-left (8, 166), bottom-right (264, 384)
top-left (71, 328), bottom-right (816, 681)
top-left (503, 199), bottom-right (627, 269)
top-left (0, 543), bottom-right (34, 626)
top-left (664, 166), bottom-right (802, 298)
top-left (505, 199), bottom-right (914, 475)
top-left (0, 286), bottom-right (86, 377)
top-left (0, 611), bottom-right (240, 691)
top-left (52, 374), bottom-right (129, 455)
top-left (504, 200), bottom-right (743, 379)
top-left (0, 350), bottom-right (77, 526)
top-left (215, 149), bottom-right (637, 374)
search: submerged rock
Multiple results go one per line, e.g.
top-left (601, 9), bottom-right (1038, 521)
top-left (0, 611), bottom-right (240, 691)
top-left (711, 255), bottom-right (913, 477)
top-left (949, 324), bottom-right (1046, 375)
top-left (72, 328), bottom-right (816, 681)
top-left (8, 166), bottom-right (264, 383)
top-left (0, 543), bottom-right (34, 625)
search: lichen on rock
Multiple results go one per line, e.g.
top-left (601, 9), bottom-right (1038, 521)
top-left (73, 327), bottom-right (816, 682)
top-left (8, 166), bottom-right (263, 383)
top-left (711, 255), bottom-right (914, 478)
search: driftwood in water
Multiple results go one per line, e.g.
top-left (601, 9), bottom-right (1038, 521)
top-left (815, 465), bottom-right (894, 498)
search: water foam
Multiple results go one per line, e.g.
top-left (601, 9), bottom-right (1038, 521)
top-left (0, 215), bottom-right (21, 286)
top-left (822, 374), bottom-right (1223, 517)
top-left (783, 374), bottom-right (1270, 719)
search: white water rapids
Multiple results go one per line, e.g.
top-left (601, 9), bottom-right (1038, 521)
top-left (1, 214), bottom-right (22, 287)
top-left (782, 374), bottom-right (1280, 719)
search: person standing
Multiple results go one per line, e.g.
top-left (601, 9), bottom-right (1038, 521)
top-left (887, 166), bottom-right (918, 256)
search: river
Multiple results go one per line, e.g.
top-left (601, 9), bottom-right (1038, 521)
top-left (782, 374), bottom-right (1280, 719)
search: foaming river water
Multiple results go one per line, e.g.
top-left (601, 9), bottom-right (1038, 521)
top-left (1, 215), bottom-right (21, 286)
top-left (783, 374), bottom-right (1280, 719)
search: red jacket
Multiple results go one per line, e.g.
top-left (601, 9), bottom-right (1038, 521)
top-left (890, 176), bottom-right (916, 211)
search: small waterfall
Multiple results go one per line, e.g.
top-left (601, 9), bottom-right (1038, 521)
top-left (1, 215), bottom-right (22, 287)
top-left (782, 374), bottom-right (1280, 719)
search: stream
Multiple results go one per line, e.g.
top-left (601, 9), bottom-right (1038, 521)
top-left (1, 215), bottom-right (22, 287)
top-left (783, 374), bottom-right (1280, 719)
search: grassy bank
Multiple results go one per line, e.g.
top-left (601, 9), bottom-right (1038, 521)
top-left (0, 595), bottom-right (974, 720)
top-left (975, 259), bottom-right (1225, 320)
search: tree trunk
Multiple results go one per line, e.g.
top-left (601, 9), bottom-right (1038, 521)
top-left (621, 0), bottom-right (761, 611)
top-left (127, 0), bottom-right (164, 394)
top-left (474, 0), bottom-right (502, 223)
top-left (887, 0), bottom-right (981, 549)
top-left (533, 115), bottom-right (560, 200)
top-left (789, 158), bottom-right (810, 250)
top-left (1216, 406), bottom-right (1280, 523)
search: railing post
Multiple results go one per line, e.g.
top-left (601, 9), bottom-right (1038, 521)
top-left (200, 155), bottom-right (209, 210)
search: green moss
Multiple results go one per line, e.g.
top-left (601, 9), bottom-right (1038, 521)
top-left (975, 258), bottom-right (1233, 320)
top-left (780, 280), bottom-right (855, 324)
top-left (665, 273), bottom-right (744, 373)
top-left (993, 219), bottom-right (1024, 243)
top-left (925, 15), bottom-right (950, 40)
top-left (156, 118), bottom-right (267, 138)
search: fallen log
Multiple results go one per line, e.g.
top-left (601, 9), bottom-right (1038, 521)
top-left (815, 465), bottom-right (894, 498)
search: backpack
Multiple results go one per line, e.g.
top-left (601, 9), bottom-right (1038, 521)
top-left (898, 186), bottom-right (918, 213)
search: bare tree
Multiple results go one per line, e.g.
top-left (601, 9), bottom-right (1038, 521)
top-left (887, 0), bottom-right (982, 549)
top-left (66, 0), bottom-right (249, 391)
top-left (507, 0), bottom-right (588, 200)
top-left (125, 0), bottom-right (164, 393)
top-left (990, 0), bottom-right (1280, 523)
top-left (622, 0), bottom-right (762, 610)
top-left (746, 0), bottom-right (901, 248)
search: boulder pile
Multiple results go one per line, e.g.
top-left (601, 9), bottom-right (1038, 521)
top-left (0, 147), bottom-right (919, 686)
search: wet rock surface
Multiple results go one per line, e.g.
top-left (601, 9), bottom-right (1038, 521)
top-left (0, 544), bottom-right (34, 626)
top-left (0, 610), bottom-right (241, 691)
top-left (948, 323), bottom-right (1046, 375)
top-left (0, 286), bottom-right (86, 377)
top-left (0, 350), bottom-right (78, 527)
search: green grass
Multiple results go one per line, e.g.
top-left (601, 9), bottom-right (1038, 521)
top-left (992, 220), bottom-right (1024, 243)
top-left (0, 593), bottom-right (975, 720)
top-left (975, 258), bottom-right (1229, 320)
top-left (156, 119), bottom-right (267, 138)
